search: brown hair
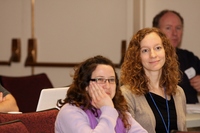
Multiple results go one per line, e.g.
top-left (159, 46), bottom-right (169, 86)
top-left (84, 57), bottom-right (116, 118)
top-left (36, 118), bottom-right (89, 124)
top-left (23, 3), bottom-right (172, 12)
top-left (58, 55), bottom-right (130, 129)
top-left (120, 28), bottom-right (180, 95)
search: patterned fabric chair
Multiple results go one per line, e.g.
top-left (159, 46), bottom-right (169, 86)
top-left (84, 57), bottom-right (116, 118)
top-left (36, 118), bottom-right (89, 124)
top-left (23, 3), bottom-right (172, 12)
top-left (0, 73), bottom-right (53, 113)
top-left (0, 108), bottom-right (59, 133)
top-left (0, 119), bottom-right (29, 133)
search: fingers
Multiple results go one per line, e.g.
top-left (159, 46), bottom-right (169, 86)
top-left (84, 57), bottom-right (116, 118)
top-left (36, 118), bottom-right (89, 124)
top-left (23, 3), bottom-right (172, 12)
top-left (190, 76), bottom-right (200, 92)
top-left (88, 82), bottom-right (101, 108)
top-left (0, 92), bottom-right (3, 102)
top-left (88, 82), bottom-right (113, 109)
top-left (89, 82), bottom-right (104, 101)
top-left (190, 75), bottom-right (200, 83)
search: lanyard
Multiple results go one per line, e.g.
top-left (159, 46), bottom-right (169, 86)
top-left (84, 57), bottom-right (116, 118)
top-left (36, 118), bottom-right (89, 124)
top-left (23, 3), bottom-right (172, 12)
top-left (149, 88), bottom-right (170, 133)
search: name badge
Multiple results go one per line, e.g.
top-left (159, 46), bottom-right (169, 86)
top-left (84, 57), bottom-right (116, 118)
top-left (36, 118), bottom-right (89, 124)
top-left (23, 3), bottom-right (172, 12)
top-left (184, 67), bottom-right (196, 79)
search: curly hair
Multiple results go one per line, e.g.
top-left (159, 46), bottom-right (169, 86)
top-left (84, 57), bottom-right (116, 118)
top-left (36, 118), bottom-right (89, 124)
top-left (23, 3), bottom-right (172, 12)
top-left (120, 28), bottom-right (180, 95)
top-left (58, 55), bottom-right (130, 129)
top-left (152, 9), bottom-right (184, 28)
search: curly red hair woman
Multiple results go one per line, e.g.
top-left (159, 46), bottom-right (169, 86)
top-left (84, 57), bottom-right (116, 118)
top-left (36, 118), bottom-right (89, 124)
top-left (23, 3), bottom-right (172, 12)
top-left (120, 27), bottom-right (187, 133)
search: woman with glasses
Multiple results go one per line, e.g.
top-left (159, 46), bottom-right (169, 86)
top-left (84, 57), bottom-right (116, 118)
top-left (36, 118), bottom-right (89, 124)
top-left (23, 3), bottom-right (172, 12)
top-left (55, 55), bottom-right (147, 133)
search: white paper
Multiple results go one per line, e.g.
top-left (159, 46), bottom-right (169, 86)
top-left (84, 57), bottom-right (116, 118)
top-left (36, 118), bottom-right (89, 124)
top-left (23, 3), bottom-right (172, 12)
top-left (186, 104), bottom-right (200, 114)
top-left (184, 67), bottom-right (196, 79)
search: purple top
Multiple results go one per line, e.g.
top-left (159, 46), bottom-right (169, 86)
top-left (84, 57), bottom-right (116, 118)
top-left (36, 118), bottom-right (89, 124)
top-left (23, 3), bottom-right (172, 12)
top-left (84, 108), bottom-right (126, 133)
top-left (55, 104), bottom-right (147, 133)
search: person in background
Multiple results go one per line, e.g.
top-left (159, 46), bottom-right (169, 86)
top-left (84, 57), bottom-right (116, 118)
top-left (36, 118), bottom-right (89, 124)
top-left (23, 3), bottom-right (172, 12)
top-left (0, 84), bottom-right (19, 112)
top-left (55, 55), bottom-right (147, 133)
top-left (120, 28), bottom-right (187, 133)
top-left (153, 9), bottom-right (200, 104)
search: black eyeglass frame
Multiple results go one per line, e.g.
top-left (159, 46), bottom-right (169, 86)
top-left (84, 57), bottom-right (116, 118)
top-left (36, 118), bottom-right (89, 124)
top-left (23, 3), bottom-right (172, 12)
top-left (90, 78), bottom-right (116, 84)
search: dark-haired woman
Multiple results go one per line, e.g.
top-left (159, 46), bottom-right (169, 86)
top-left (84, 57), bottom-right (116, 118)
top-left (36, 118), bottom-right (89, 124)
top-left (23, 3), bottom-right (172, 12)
top-left (55, 55), bottom-right (147, 133)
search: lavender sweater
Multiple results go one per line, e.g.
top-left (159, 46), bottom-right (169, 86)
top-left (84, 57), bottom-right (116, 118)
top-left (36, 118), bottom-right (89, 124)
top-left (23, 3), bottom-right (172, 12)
top-left (55, 104), bottom-right (147, 133)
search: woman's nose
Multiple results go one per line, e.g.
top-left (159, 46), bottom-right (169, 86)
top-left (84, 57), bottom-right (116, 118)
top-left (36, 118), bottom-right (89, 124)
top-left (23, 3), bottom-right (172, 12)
top-left (150, 49), bottom-right (157, 58)
top-left (102, 80), bottom-right (110, 89)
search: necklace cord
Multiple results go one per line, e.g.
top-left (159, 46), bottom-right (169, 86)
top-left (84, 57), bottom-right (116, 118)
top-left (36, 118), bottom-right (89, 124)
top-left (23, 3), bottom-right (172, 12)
top-left (149, 88), bottom-right (170, 133)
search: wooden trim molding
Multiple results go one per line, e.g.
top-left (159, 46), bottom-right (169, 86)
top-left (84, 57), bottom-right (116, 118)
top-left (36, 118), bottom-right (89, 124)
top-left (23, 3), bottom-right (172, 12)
top-left (0, 39), bottom-right (21, 66)
top-left (0, 61), bottom-right (11, 66)
top-left (25, 40), bottom-right (126, 68)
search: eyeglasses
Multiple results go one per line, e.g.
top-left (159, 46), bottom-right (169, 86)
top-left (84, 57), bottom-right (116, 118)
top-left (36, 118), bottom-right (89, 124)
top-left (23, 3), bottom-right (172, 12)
top-left (90, 78), bottom-right (116, 84)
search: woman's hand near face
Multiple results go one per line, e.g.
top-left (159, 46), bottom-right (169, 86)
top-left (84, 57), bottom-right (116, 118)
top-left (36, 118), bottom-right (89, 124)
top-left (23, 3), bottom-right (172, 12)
top-left (0, 92), bottom-right (6, 102)
top-left (88, 82), bottom-right (114, 109)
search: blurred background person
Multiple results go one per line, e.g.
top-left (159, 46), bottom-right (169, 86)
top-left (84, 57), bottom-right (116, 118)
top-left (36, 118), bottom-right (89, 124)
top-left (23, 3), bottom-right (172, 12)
top-left (0, 84), bottom-right (19, 113)
top-left (153, 9), bottom-right (200, 104)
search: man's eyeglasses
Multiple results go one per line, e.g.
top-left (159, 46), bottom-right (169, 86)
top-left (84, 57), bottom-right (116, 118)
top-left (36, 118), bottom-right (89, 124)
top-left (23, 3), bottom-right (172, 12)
top-left (90, 78), bottom-right (116, 84)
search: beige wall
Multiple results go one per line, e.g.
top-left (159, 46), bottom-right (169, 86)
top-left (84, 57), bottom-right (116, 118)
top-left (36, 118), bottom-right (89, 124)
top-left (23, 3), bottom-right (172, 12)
top-left (0, 0), bottom-right (131, 87)
top-left (0, 0), bottom-right (199, 87)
